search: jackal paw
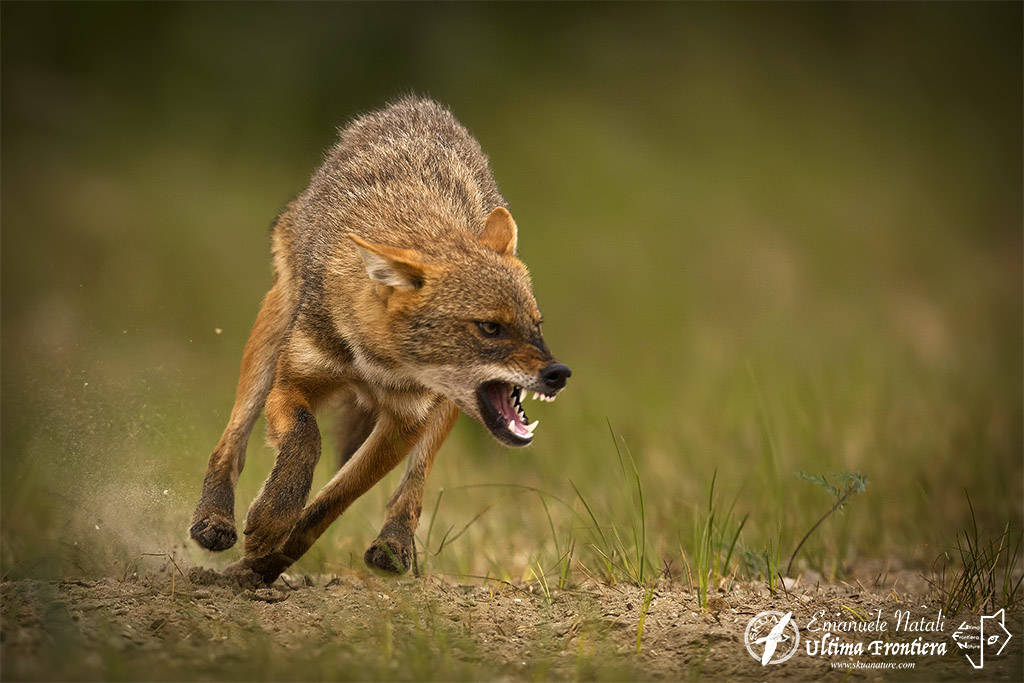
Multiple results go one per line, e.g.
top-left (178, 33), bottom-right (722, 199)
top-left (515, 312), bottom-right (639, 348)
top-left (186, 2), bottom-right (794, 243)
top-left (190, 511), bottom-right (237, 552)
top-left (364, 525), bottom-right (414, 574)
top-left (225, 552), bottom-right (293, 585)
top-left (243, 496), bottom-right (301, 557)
top-left (242, 520), bottom-right (295, 559)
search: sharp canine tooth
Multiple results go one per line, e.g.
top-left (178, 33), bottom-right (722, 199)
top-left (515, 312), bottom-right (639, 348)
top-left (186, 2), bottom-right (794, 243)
top-left (532, 392), bottom-right (539, 401)
top-left (525, 420), bottom-right (539, 433)
top-left (507, 419), bottom-right (516, 432)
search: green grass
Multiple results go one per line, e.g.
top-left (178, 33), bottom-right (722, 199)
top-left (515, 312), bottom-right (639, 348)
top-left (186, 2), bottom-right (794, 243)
top-left (1, 0), bottom-right (1020, 627)
top-left (688, 470), bottom-right (747, 610)
top-left (927, 491), bottom-right (1024, 614)
top-left (763, 537), bottom-right (782, 598)
top-left (635, 583), bottom-right (655, 654)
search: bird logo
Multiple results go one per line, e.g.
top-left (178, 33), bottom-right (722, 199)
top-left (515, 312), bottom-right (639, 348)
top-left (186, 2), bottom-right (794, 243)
top-left (745, 611), bottom-right (800, 665)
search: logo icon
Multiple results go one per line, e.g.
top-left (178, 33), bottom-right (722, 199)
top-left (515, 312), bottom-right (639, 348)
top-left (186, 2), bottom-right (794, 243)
top-left (952, 608), bottom-right (1012, 669)
top-left (745, 610), bottom-right (800, 665)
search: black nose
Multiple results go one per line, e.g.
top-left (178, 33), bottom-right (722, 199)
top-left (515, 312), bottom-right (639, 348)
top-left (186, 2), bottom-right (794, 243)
top-left (540, 362), bottom-right (572, 391)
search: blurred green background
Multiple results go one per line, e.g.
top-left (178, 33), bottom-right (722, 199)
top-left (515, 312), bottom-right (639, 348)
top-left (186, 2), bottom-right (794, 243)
top-left (2, 2), bottom-right (1021, 583)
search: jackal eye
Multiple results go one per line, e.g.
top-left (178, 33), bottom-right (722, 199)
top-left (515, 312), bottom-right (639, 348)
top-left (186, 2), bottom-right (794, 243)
top-left (475, 321), bottom-right (504, 338)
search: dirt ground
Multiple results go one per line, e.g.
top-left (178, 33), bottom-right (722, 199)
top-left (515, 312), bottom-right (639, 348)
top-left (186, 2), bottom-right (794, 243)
top-left (2, 560), bottom-right (1022, 682)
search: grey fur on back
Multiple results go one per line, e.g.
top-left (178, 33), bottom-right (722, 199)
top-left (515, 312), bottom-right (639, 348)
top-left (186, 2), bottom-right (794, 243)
top-left (296, 97), bottom-right (508, 261)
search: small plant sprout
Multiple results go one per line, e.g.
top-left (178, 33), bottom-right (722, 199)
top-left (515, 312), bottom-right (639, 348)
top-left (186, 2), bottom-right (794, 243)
top-left (537, 491), bottom-right (574, 590)
top-left (571, 480), bottom-right (617, 583)
top-left (691, 470), bottom-right (747, 611)
top-left (571, 422), bottom-right (656, 587)
top-left (609, 421), bottom-right (652, 586)
top-left (764, 537), bottom-right (781, 597)
top-left (529, 560), bottom-right (553, 604)
top-left (636, 583), bottom-right (656, 654)
top-left (786, 471), bottom-right (868, 576)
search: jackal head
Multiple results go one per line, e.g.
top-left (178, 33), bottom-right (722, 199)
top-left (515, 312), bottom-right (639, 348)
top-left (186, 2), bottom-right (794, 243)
top-left (348, 207), bottom-right (570, 447)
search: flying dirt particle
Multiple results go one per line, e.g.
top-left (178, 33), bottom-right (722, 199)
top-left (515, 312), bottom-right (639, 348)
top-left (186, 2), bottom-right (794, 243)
top-left (215, 328), bottom-right (223, 335)
top-left (162, 490), bottom-right (169, 496)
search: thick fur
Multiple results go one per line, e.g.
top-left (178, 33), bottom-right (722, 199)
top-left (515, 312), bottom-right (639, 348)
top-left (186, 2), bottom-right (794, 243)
top-left (190, 97), bottom-right (569, 582)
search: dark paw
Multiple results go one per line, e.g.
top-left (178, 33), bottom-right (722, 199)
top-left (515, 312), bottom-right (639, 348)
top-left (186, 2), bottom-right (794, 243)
top-left (226, 553), bottom-right (293, 585)
top-left (364, 536), bottom-right (412, 574)
top-left (242, 518), bottom-right (294, 558)
top-left (190, 512), bottom-right (237, 551)
top-left (243, 491), bottom-right (304, 558)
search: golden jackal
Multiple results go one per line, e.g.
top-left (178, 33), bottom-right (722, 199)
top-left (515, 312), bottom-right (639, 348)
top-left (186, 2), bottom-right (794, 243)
top-left (189, 97), bottom-right (571, 582)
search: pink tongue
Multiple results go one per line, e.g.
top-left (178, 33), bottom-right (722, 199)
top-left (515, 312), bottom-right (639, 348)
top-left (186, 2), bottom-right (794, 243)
top-left (487, 384), bottom-right (529, 435)
top-left (487, 383), bottom-right (516, 421)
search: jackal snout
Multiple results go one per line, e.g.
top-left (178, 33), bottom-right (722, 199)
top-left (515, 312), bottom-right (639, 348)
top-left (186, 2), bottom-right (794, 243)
top-left (540, 362), bottom-right (572, 391)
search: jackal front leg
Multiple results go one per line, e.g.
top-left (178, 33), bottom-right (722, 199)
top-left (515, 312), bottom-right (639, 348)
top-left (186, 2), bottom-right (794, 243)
top-left (229, 406), bottom-right (435, 583)
top-left (190, 283), bottom-right (292, 551)
top-left (365, 400), bottom-right (459, 573)
top-left (241, 381), bottom-right (323, 558)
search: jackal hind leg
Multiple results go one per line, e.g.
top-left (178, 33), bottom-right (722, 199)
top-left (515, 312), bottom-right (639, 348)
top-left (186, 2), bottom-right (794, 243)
top-left (333, 391), bottom-right (377, 469)
top-left (365, 400), bottom-right (459, 574)
top-left (241, 381), bottom-right (324, 558)
top-left (190, 282), bottom-right (293, 551)
top-left (228, 406), bottom-right (437, 583)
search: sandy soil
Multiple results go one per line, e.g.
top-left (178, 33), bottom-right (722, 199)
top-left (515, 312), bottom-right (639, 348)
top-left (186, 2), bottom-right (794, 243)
top-left (2, 562), bottom-right (1021, 682)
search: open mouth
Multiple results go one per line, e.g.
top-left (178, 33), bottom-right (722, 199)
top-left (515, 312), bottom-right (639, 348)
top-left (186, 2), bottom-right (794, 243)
top-left (476, 381), bottom-right (556, 447)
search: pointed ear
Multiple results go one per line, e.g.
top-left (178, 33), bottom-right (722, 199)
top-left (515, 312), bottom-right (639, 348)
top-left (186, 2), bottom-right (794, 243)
top-left (479, 207), bottom-right (517, 256)
top-left (348, 234), bottom-right (433, 290)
